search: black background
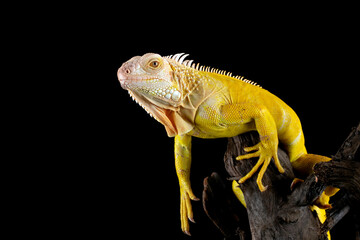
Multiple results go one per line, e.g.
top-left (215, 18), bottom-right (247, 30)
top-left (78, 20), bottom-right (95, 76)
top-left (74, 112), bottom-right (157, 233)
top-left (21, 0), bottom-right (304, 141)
top-left (22, 3), bottom-right (359, 240)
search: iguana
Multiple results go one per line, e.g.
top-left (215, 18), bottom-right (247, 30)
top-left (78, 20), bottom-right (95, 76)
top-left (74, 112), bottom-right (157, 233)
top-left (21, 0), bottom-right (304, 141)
top-left (117, 53), bottom-right (338, 235)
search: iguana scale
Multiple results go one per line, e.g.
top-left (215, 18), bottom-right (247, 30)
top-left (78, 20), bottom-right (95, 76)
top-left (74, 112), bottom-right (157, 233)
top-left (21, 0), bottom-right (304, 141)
top-left (117, 53), bottom-right (338, 235)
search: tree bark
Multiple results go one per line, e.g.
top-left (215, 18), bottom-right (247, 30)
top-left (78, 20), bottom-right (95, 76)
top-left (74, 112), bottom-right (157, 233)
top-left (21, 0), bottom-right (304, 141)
top-left (314, 123), bottom-right (360, 238)
top-left (202, 123), bottom-right (360, 240)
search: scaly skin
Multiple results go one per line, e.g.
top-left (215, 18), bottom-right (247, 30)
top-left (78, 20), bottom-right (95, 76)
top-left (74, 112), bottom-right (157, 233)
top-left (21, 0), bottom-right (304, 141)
top-left (117, 53), bottom-right (337, 235)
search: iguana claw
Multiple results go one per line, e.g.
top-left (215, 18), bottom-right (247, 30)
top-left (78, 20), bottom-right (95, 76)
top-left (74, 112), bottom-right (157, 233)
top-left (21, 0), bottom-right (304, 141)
top-left (180, 187), bottom-right (199, 235)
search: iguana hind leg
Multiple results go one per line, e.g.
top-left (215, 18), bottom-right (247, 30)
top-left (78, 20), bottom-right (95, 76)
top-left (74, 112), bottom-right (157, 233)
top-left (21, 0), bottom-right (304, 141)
top-left (291, 153), bottom-right (330, 177)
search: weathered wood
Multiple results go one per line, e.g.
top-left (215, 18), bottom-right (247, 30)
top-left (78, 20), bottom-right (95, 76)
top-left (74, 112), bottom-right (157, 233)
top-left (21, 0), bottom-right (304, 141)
top-left (202, 123), bottom-right (360, 239)
top-left (203, 172), bottom-right (250, 240)
top-left (332, 123), bottom-right (360, 162)
top-left (315, 160), bottom-right (360, 208)
top-left (223, 132), bottom-right (326, 240)
top-left (313, 123), bottom-right (360, 237)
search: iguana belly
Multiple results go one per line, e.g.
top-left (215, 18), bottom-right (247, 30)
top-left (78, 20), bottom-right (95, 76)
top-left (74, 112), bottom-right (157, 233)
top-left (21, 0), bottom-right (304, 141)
top-left (188, 106), bottom-right (256, 139)
top-left (188, 122), bottom-right (256, 139)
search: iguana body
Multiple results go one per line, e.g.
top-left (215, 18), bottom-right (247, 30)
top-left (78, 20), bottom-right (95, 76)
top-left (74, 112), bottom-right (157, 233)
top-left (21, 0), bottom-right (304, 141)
top-left (117, 53), bottom-right (337, 235)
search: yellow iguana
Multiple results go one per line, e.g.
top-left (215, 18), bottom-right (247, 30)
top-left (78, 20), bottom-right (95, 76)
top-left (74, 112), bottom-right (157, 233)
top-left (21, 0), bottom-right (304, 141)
top-left (117, 53), bottom-right (338, 236)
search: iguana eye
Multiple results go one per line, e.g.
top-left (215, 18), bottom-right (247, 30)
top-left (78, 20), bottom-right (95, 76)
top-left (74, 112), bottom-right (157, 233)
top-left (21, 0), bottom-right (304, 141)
top-left (149, 60), bottom-right (160, 68)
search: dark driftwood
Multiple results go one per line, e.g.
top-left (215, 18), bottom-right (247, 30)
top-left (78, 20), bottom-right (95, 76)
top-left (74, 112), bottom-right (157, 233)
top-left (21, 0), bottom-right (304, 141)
top-left (202, 123), bottom-right (360, 240)
top-left (203, 172), bottom-right (250, 240)
top-left (314, 123), bottom-right (360, 238)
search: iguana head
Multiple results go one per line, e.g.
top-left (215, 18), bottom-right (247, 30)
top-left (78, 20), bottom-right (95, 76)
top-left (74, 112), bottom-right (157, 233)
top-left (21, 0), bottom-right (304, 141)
top-left (117, 53), bottom-right (200, 137)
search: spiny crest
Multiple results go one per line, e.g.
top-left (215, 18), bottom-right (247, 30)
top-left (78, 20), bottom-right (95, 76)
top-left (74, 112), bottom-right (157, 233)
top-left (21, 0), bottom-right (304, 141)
top-left (164, 53), bottom-right (261, 88)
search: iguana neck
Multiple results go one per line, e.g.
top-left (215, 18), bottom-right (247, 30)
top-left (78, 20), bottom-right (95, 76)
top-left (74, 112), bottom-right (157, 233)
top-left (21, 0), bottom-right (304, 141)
top-left (165, 63), bottom-right (221, 137)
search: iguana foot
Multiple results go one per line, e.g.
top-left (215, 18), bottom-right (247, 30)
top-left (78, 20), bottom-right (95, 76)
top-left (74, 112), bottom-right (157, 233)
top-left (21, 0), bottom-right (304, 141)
top-left (236, 142), bottom-right (284, 192)
top-left (180, 187), bottom-right (199, 235)
top-left (313, 186), bottom-right (339, 209)
top-left (232, 180), bottom-right (246, 207)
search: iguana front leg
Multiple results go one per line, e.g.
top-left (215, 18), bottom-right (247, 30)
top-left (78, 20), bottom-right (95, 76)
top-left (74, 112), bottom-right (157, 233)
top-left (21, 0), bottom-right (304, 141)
top-left (174, 134), bottom-right (199, 235)
top-left (221, 104), bottom-right (285, 191)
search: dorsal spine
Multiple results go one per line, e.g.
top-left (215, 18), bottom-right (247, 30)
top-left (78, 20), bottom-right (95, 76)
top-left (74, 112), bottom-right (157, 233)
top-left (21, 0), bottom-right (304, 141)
top-left (164, 53), bottom-right (261, 88)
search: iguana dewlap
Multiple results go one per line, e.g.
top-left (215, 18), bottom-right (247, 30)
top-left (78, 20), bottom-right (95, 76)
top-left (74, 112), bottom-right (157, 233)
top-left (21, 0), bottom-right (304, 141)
top-left (117, 53), bottom-right (337, 235)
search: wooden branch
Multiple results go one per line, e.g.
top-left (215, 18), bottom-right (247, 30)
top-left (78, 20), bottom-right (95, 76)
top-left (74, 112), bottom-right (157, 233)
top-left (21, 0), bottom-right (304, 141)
top-left (332, 122), bottom-right (360, 162)
top-left (203, 172), bottom-right (250, 240)
top-left (315, 160), bottom-right (360, 206)
top-left (203, 132), bottom-right (327, 239)
top-left (225, 132), bottom-right (326, 240)
top-left (313, 122), bottom-right (360, 236)
top-left (202, 123), bottom-right (360, 239)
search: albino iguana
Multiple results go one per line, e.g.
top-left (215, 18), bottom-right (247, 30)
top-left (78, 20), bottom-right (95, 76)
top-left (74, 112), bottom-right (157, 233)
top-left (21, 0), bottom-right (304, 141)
top-left (117, 53), bottom-right (338, 235)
